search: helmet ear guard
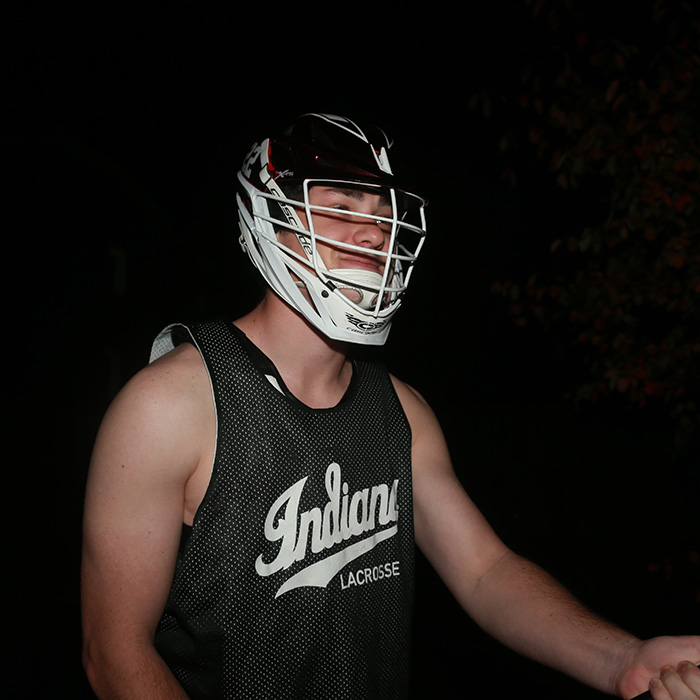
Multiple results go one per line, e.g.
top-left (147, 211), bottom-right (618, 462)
top-left (236, 114), bottom-right (427, 345)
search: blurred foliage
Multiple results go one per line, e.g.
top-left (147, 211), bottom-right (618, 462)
top-left (474, 0), bottom-right (700, 456)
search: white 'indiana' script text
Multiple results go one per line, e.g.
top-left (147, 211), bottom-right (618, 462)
top-left (255, 462), bottom-right (399, 583)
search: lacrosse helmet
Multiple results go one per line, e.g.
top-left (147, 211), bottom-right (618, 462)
top-left (236, 113), bottom-right (428, 345)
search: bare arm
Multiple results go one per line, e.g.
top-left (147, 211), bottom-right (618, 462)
top-left (81, 344), bottom-right (214, 699)
top-left (393, 377), bottom-right (700, 698)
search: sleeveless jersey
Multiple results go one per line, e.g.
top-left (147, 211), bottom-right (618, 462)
top-left (150, 320), bottom-right (415, 699)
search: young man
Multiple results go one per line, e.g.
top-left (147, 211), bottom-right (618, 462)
top-left (81, 113), bottom-right (699, 699)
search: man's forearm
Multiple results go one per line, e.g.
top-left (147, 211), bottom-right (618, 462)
top-left (83, 639), bottom-right (190, 700)
top-left (466, 550), bottom-right (640, 694)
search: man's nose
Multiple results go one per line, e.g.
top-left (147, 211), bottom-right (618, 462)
top-left (353, 218), bottom-right (386, 249)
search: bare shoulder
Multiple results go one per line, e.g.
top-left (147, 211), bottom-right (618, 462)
top-left (129, 340), bottom-right (209, 405)
top-left (109, 342), bottom-right (211, 434)
top-left (390, 374), bottom-right (442, 446)
top-left (389, 373), bottom-right (457, 485)
top-left (390, 374), bottom-right (429, 418)
top-left (87, 341), bottom-right (214, 502)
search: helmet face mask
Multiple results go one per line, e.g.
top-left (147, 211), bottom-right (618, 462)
top-left (237, 114), bottom-right (427, 345)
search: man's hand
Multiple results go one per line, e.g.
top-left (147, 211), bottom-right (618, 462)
top-left (617, 636), bottom-right (700, 699)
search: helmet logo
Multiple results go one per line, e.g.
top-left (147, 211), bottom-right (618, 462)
top-left (241, 142), bottom-right (262, 178)
top-left (372, 146), bottom-right (393, 175)
top-left (346, 314), bottom-right (389, 333)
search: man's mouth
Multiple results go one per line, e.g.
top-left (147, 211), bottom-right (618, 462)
top-left (337, 255), bottom-right (383, 274)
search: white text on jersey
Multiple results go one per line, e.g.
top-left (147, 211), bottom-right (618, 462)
top-left (255, 462), bottom-right (399, 596)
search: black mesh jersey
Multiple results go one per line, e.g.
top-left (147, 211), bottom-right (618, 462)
top-left (150, 320), bottom-right (415, 699)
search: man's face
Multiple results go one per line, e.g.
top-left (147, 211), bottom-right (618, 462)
top-left (281, 184), bottom-right (393, 276)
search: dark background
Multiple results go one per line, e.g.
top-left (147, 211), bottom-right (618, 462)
top-left (4, 2), bottom-right (698, 698)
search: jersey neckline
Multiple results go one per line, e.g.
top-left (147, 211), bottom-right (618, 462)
top-left (226, 321), bottom-right (359, 412)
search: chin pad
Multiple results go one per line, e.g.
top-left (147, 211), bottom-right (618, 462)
top-left (328, 269), bottom-right (383, 310)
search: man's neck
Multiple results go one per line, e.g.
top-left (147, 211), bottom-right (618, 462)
top-left (233, 292), bottom-right (353, 409)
